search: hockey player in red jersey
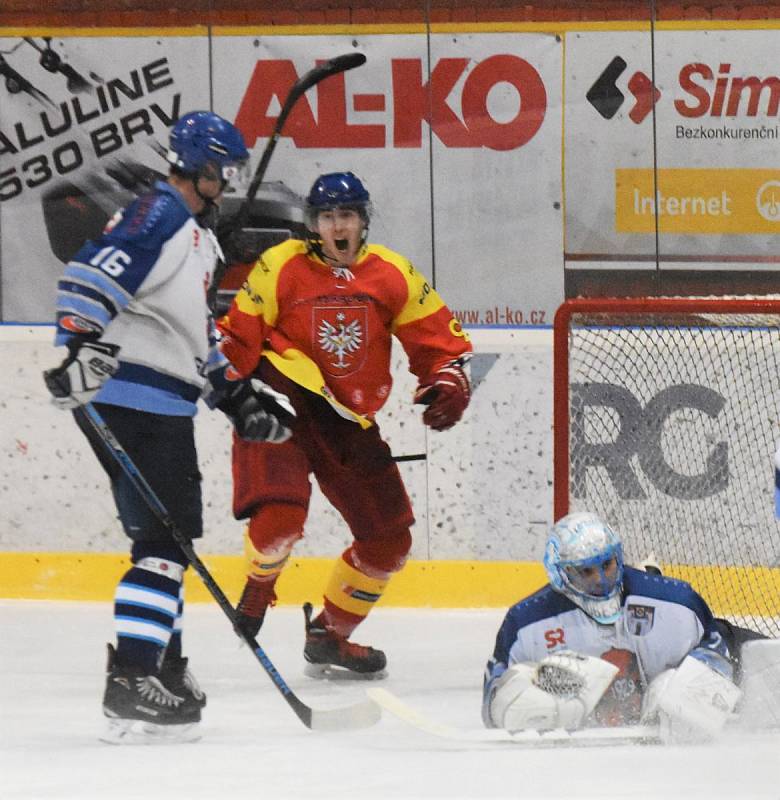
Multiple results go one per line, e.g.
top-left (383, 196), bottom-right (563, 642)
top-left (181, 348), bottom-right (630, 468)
top-left (218, 171), bottom-right (472, 676)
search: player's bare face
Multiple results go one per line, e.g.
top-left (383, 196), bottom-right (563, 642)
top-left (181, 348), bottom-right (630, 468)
top-left (316, 208), bottom-right (364, 265)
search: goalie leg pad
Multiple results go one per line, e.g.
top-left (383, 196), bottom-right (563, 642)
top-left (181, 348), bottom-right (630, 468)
top-left (737, 638), bottom-right (780, 730)
top-left (642, 655), bottom-right (742, 742)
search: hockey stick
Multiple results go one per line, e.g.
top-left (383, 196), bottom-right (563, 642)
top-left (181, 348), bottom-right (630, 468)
top-left (76, 402), bottom-right (380, 732)
top-left (210, 51), bottom-right (367, 308)
top-left (393, 453), bottom-right (426, 463)
top-left (367, 688), bottom-right (661, 746)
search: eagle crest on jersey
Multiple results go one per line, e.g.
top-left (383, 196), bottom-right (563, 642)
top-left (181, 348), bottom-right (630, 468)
top-left (317, 309), bottom-right (365, 373)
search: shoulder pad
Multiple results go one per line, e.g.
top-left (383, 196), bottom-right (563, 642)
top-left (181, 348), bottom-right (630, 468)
top-left (107, 189), bottom-right (189, 247)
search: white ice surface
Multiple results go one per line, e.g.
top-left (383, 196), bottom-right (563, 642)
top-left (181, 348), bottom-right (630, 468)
top-left (1, 601), bottom-right (779, 800)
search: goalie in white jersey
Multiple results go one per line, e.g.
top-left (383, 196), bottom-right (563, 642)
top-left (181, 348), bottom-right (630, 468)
top-left (482, 512), bottom-right (758, 741)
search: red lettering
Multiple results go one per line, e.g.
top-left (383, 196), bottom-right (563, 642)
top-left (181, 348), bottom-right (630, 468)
top-left (311, 69), bottom-right (384, 147)
top-left (392, 58), bottom-right (471, 147)
top-left (236, 60), bottom-right (384, 149)
top-left (727, 75), bottom-right (780, 116)
top-left (236, 56), bottom-right (547, 151)
top-left (235, 60), bottom-right (317, 148)
top-left (544, 628), bottom-right (566, 649)
top-left (675, 62), bottom-right (780, 119)
top-left (710, 63), bottom-right (731, 116)
top-left (461, 55), bottom-right (546, 150)
top-left (675, 62), bottom-right (713, 118)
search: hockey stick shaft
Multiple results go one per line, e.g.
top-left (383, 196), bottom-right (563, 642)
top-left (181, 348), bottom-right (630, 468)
top-left (76, 403), bottom-right (379, 731)
top-left (238, 52), bottom-right (366, 222)
top-left (210, 52), bottom-right (367, 310)
top-left (392, 453), bottom-right (427, 463)
top-left (368, 688), bottom-right (661, 746)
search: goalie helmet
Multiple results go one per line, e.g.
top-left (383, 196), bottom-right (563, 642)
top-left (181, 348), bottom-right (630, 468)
top-left (543, 512), bottom-right (624, 625)
top-left (167, 111), bottom-right (249, 179)
top-left (305, 171), bottom-right (371, 230)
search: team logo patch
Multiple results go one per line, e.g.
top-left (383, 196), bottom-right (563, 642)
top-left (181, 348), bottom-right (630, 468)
top-left (626, 603), bottom-right (655, 636)
top-left (314, 305), bottom-right (367, 376)
top-left (60, 315), bottom-right (101, 335)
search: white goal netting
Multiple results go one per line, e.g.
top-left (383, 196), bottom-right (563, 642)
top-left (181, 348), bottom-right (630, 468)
top-left (554, 298), bottom-right (780, 636)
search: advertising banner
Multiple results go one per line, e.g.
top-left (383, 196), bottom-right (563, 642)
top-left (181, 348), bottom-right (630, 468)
top-left (0, 31), bottom-right (563, 327)
top-left (0, 34), bottom-right (210, 321)
top-left (565, 28), bottom-right (780, 296)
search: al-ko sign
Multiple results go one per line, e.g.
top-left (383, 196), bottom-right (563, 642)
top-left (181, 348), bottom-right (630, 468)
top-left (235, 56), bottom-right (547, 150)
top-left (571, 382), bottom-right (728, 500)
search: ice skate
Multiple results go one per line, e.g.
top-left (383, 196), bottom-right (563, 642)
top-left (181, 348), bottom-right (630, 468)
top-left (302, 602), bottom-right (387, 680)
top-left (234, 576), bottom-right (277, 639)
top-left (159, 654), bottom-right (207, 710)
top-left (100, 644), bottom-right (202, 745)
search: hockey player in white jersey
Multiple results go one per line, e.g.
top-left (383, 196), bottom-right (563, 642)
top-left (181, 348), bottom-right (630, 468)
top-left (482, 512), bottom-right (745, 741)
top-left (44, 111), bottom-right (294, 744)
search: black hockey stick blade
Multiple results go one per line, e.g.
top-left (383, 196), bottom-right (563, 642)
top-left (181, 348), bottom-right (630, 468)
top-left (291, 52), bottom-right (366, 98)
top-left (241, 52), bottom-right (367, 209)
top-left (75, 403), bottom-right (380, 732)
top-left (211, 52), bottom-right (367, 311)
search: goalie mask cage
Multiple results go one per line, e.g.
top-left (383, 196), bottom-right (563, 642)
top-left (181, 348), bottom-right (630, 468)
top-left (554, 297), bottom-right (780, 637)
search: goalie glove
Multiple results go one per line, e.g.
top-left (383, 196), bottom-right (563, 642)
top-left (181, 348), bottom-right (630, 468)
top-left (43, 340), bottom-right (120, 410)
top-left (413, 357), bottom-right (471, 431)
top-left (218, 378), bottom-right (296, 444)
top-left (488, 652), bottom-right (619, 732)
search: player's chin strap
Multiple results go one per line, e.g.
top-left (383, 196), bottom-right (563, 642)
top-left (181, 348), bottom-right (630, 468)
top-left (191, 166), bottom-right (230, 228)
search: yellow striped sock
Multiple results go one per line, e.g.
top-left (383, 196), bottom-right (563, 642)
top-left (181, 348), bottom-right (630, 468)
top-left (243, 527), bottom-right (292, 580)
top-left (323, 557), bottom-right (389, 617)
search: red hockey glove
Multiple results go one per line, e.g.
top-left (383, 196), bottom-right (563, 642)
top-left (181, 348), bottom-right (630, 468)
top-left (413, 358), bottom-right (471, 431)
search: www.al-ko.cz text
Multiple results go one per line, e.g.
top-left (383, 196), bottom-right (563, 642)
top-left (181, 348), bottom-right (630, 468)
top-left (453, 307), bottom-right (547, 325)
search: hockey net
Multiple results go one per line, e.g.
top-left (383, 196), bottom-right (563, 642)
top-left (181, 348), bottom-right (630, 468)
top-left (554, 297), bottom-right (780, 637)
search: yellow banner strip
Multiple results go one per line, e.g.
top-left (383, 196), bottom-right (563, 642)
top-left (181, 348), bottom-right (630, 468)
top-left (3, 552), bottom-right (779, 615)
top-left (0, 552), bottom-right (546, 607)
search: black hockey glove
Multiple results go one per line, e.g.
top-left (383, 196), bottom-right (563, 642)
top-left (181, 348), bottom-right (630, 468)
top-left (43, 340), bottom-right (120, 410)
top-left (218, 378), bottom-right (296, 444)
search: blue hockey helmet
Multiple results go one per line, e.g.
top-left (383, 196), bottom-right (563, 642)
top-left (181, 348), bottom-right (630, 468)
top-left (305, 172), bottom-right (371, 229)
top-left (543, 512), bottom-right (624, 625)
top-left (167, 111), bottom-right (249, 178)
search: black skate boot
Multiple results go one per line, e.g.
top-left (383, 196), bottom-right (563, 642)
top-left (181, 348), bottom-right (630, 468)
top-left (234, 577), bottom-right (276, 639)
top-left (160, 654), bottom-right (207, 710)
top-left (100, 644), bottom-right (202, 744)
top-left (302, 602), bottom-right (387, 679)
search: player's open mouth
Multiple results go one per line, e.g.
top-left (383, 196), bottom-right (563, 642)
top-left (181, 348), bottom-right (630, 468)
top-left (335, 239), bottom-right (348, 251)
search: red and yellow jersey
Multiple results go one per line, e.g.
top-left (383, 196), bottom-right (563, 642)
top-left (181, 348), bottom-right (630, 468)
top-left (218, 238), bottom-right (471, 427)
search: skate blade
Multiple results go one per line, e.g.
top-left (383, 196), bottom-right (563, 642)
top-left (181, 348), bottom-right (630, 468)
top-left (303, 662), bottom-right (388, 681)
top-left (100, 717), bottom-right (202, 745)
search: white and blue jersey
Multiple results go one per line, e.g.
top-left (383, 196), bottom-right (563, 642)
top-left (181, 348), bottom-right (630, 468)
top-left (483, 566), bottom-right (730, 724)
top-left (55, 181), bottom-right (226, 416)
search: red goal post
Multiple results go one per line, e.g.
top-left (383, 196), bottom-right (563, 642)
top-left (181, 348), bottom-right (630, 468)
top-left (553, 296), bottom-right (780, 634)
